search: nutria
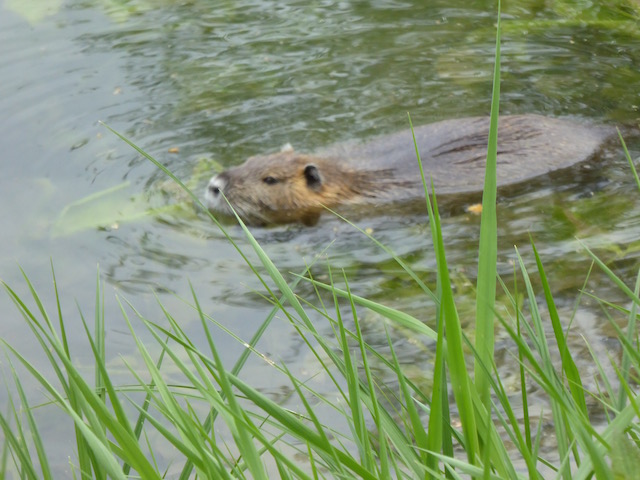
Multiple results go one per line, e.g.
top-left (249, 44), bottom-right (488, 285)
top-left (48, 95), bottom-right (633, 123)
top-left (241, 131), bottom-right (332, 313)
top-left (205, 115), bottom-right (614, 226)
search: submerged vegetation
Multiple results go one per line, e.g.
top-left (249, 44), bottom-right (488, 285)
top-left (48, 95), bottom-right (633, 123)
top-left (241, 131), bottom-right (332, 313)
top-left (2, 4), bottom-right (640, 480)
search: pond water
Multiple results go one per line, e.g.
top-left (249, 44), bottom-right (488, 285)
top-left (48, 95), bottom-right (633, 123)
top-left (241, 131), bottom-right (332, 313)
top-left (1, 0), bottom-right (639, 476)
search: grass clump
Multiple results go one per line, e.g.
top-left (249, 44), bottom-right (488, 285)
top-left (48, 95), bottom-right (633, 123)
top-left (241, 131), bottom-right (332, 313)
top-left (2, 4), bottom-right (640, 480)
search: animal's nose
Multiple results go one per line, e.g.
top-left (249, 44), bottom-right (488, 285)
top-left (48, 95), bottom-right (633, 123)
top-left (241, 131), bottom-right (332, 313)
top-left (207, 175), bottom-right (227, 197)
top-left (205, 175), bottom-right (229, 211)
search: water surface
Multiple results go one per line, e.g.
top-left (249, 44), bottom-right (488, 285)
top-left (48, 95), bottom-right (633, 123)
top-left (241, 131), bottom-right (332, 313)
top-left (1, 0), bottom-right (639, 476)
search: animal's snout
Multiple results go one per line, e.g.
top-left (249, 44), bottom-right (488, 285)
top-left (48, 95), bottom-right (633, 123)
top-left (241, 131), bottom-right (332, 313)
top-left (207, 175), bottom-right (227, 197)
top-left (205, 174), bottom-right (229, 211)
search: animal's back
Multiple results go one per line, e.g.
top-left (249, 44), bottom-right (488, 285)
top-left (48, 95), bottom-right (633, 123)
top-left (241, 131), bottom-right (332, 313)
top-left (205, 114), bottom-right (615, 225)
top-left (321, 114), bottom-right (613, 196)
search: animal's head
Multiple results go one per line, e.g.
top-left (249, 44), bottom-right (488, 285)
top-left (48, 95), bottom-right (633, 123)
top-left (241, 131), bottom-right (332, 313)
top-left (205, 150), bottom-right (343, 226)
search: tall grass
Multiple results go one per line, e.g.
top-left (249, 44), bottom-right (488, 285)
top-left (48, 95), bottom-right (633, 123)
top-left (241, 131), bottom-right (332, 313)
top-left (2, 3), bottom-right (640, 479)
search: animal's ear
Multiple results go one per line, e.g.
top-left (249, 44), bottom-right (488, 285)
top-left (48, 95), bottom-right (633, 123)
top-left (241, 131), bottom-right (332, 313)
top-left (280, 143), bottom-right (294, 153)
top-left (304, 164), bottom-right (322, 190)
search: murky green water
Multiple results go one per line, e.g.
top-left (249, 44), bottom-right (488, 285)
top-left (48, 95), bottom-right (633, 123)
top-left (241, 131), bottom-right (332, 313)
top-left (1, 0), bottom-right (639, 476)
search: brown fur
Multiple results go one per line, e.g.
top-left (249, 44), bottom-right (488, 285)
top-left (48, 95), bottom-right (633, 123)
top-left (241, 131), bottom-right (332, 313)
top-left (207, 151), bottom-right (408, 226)
top-left (205, 115), bottom-right (614, 226)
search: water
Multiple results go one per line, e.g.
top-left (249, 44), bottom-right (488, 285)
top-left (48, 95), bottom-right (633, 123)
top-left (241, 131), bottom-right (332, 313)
top-left (1, 0), bottom-right (639, 476)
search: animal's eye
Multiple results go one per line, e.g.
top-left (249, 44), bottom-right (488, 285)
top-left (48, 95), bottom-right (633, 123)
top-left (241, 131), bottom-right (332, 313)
top-left (263, 176), bottom-right (278, 185)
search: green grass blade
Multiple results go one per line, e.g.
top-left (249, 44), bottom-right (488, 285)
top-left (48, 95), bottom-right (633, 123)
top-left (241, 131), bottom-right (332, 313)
top-left (617, 269), bottom-right (640, 410)
top-left (122, 385), bottom-right (212, 474)
top-left (531, 240), bottom-right (588, 417)
top-left (514, 249), bottom-right (574, 479)
top-left (293, 275), bottom-right (437, 340)
top-left (499, 273), bottom-right (540, 477)
top-left (407, 113), bottom-right (457, 478)
top-left (118, 301), bottom-right (222, 477)
top-left (8, 361), bottom-right (53, 480)
top-left (474, 0), bottom-right (500, 411)
top-left (46, 267), bottom-right (98, 479)
top-left (189, 285), bottom-right (269, 479)
top-left (76, 302), bottom-right (150, 458)
top-left (618, 128), bottom-right (640, 192)
top-left (322, 209), bottom-right (437, 303)
top-left (9, 290), bottom-right (161, 479)
top-left (460, 335), bottom-right (520, 479)
top-left (432, 189), bottom-right (479, 465)
top-left (427, 297), bottom-right (447, 478)
top-left (93, 267), bottom-right (106, 403)
top-left (100, 123), bottom-right (285, 317)
top-left (386, 328), bottom-right (431, 470)
top-left (226, 375), bottom-right (380, 479)
top-left (141, 305), bottom-right (267, 478)
top-left (280, 364), bottom-right (344, 479)
top-left (346, 272), bottom-right (390, 478)
top-left (0, 341), bottom-right (129, 479)
top-left (123, 343), bottom-right (167, 477)
top-left (140, 301), bottom-right (386, 479)
top-left (579, 240), bottom-right (640, 306)
top-left (0, 420), bottom-right (9, 480)
top-left (334, 284), bottom-right (370, 470)
top-left (3, 272), bottom-right (98, 479)
top-left (0, 393), bottom-right (41, 479)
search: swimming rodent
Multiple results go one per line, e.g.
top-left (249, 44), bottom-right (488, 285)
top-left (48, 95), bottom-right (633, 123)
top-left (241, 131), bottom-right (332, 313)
top-left (205, 114), bottom-right (614, 226)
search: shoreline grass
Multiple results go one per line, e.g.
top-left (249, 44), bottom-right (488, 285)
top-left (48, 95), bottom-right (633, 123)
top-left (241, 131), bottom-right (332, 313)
top-left (2, 2), bottom-right (640, 479)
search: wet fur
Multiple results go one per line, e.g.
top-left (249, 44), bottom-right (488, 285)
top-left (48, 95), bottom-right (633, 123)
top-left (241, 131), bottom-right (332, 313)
top-left (206, 115), bottom-right (614, 226)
